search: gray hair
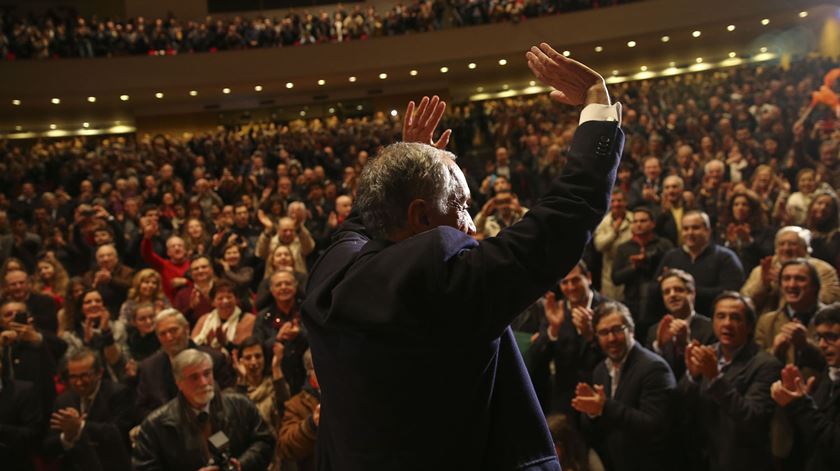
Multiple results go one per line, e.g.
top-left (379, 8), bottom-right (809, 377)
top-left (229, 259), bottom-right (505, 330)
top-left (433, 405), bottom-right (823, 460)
top-left (356, 142), bottom-right (458, 238)
top-left (172, 349), bottom-right (212, 382)
top-left (154, 308), bottom-right (189, 330)
top-left (776, 226), bottom-right (812, 252)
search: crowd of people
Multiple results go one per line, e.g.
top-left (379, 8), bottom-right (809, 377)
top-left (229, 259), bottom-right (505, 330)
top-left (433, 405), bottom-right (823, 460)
top-left (0, 53), bottom-right (839, 470)
top-left (0, 0), bottom-right (634, 60)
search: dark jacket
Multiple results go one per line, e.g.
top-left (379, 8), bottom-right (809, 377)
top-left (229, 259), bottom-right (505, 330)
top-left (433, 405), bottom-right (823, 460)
top-left (44, 380), bottom-right (133, 471)
top-left (302, 120), bottom-right (623, 470)
top-left (783, 370), bottom-right (840, 471)
top-left (645, 313), bottom-right (716, 379)
top-left (0, 379), bottom-right (41, 471)
top-left (656, 244), bottom-right (745, 317)
top-left (678, 341), bottom-right (782, 471)
top-left (582, 344), bottom-right (677, 471)
top-left (254, 301), bottom-right (308, 395)
top-left (132, 391), bottom-right (275, 471)
top-left (612, 236), bottom-right (673, 322)
top-left (135, 342), bottom-right (234, 419)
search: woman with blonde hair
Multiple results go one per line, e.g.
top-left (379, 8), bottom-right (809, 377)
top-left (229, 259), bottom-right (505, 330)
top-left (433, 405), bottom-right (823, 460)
top-left (119, 268), bottom-right (169, 324)
top-left (255, 244), bottom-right (305, 311)
top-left (32, 255), bottom-right (69, 307)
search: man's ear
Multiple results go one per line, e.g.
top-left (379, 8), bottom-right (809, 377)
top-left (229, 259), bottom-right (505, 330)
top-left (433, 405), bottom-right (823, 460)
top-left (406, 198), bottom-right (431, 234)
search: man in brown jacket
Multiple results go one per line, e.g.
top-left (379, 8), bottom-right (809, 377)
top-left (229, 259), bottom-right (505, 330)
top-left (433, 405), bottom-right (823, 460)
top-left (278, 349), bottom-right (319, 471)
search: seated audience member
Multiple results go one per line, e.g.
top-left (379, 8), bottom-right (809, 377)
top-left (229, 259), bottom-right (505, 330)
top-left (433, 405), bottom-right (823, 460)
top-left (172, 255), bottom-right (215, 326)
top-left (655, 175), bottom-right (688, 247)
top-left (181, 217), bottom-right (212, 258)
top-left (61, 288), bottom-right (128, 381)
top-left (0, 299), bottom-right (57, 420)
top-left (527, 261), bottom-right (607, 414)
top-left (45, 348), bottom-right (132, 469)
top-left (140, 217), bottom-right (190, 302)
top-left (132, 349), bottom-right (274, 470)
top-left (741, 226), bottom-right (840, 314)
top-left (573, 301), bottom-right (676, 471)
top-left (646, 269), bottom-right (715, 379)
top-left (254, 270), bottom-right (308, 394)
top-left (628, 156), bottom-right (664, 210)
top-left (135, 308), bottom-right (234, 419)
top-left (232, 336), bottom-right (291, 433)
top-left (278, 349), bottom-right (320, 471)
top-left (755, 258), bottom-right (826, 375)
top-left (785, 168), bottom-right (818, 225)
top-left (593, 189), bottom-right (632, 301)
top-left (216, 242), bottom-right (254, 301)
top-left (32, 255), bottom-right (69, 308)
top-left (3, 268), bottom-right (58, 334)
top-left (254, 244), bottom-right (304, 311)
top-left (805, 190), bottom-right (840, 271)
top-left (83, 244), bottom-right (134, 316)
top-left (255, 215), bottom-right (315, 276)
top-left (127, 301), bottom-right (161, 362)
top-left (771, 303), bottom-right (840, 471)
top-left (680, 292), bottom-right (782, 471)
top-left (718, 190), bottom-right (776, 274)
top-left (656, 211), bottom-right (745, 317)
top-left (119, 268), bottom-right (169, 324)
top-left (192, 280), bottom-right (255, 350)
top-left (0, 346), bottom-right (41, 471)
top-left (612, 207), bottom-right (673, 324)
top-left (474, 190), bottom-right (528, 239)
top-left (546, 414), bottom-right (605, 471)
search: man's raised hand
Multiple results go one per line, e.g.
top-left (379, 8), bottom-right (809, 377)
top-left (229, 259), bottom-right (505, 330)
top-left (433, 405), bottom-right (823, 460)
top-left (526, 42), bottom-right (609, 107)
top-left (402, 95), bottom-right (452, 149)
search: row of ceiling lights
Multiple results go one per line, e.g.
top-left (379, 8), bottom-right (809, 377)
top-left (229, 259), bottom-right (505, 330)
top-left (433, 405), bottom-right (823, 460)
top-left (5, 10), bottom-right (812, 109)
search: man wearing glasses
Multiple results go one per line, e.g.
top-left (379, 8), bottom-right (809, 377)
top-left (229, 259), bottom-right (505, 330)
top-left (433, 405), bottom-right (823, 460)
top-left (572, 301), bottom-right (677, 471)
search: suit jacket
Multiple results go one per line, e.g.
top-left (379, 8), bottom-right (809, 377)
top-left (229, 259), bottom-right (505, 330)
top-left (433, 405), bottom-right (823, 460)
top-left (526, 291), bottom-right (607, 414)
top-left (645, 314), bottom-right (716, 379)
top-left (302, 120), bottom-right (623, 470)
top-left (582, 344), bottom-right (677, 471)
top-left (754, 304), bottom-right (825, 376)
top-left (784, 371), bottom-right (840, 471)
top-left (135, 342), bottom-right (234, 419)
top-left (44, 380), bottom-right (133, 471)
top-left (679, 342), bottom-right (782, 471)
top-left (0, 378), bottom-right (41, 471)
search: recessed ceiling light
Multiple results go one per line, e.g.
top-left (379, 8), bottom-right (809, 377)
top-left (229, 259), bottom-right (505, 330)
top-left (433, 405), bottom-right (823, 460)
top-left (390, 109), bottom-right (398, 117)
top-left (348, 76), bottom-right (357, 82)
top-left (728, 52), bottom-right (737, 58)
top-left (49, 124), bottom-right (57, 130)
top-left (640, 65), bottom-right (648, 71)
top-left (120, 94), bottom-right (130, 101)
top-left (11, 99), bottom-right (21, 106)
top-left (300, 111), bottom-right (306, 117)
top-left (87, 96), bottom-right (96, 103)
top-left (379, 73), bottom-right (387, 80)
top-left (612, 70), bottom-right (619, 76)
top-left (476, 87), bottom-right (484, 92)
top-left (595, 46), bottom-right (603, 52)
top-left (468, 63), bottom-right (477, 69)
top-left (760, 46), bottom-right (768, 53)
top-left (115, 121), bottom-right (121, 125)
top-left (727, 24), bottom-right (736, 32)
top-left (222, 87), bottom-right (231, 94)
top-left (440, 66), bottom-right (448, 73)
top-left (286, 82), bottom-right (294, 89)
top-left (254, 85), bottom-right (263, 92)
top-left (529, 80), bottom-right (536, 86)
top-left (154, 92), bottom-right (164, 99)
top-left (409, 69), bottom-right (418, 76)
top-left (562, 50), bottom-right (571, 57)
top-left (761, 18), bottom-right (770, 26)
top-left (627, 41), bottom-right (636, 48)
top-left (799, 11), bottom-right (808, 18)
top-left (502, 84), bottom-right (509, 90)
top-left (669, 61), bottom-right (676, 67)
top-left (328, 107), bottom-right (335, 114)
top-left (189, 90), bottom-right (198, 96)
top-left (498, 59), bottom-right (507, 66)
top-left (356, 105), bottom-right (363, 111)
top-left (661, 36), bottom-right (670, 43)
top-left (317, 80), bottom-right (325, 86)
top-left (15, 125), bottom-right (22, 131)
top-left (696, 57), bottom-right (703, 63)
top-left (692, 30), bottom-right (701, 38)
top-left (51, 98), bottom-right (61, 104)
top-left (83, 122), bottom-right (90, 128)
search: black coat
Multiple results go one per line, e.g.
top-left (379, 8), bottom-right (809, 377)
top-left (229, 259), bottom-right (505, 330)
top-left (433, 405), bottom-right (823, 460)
top-left (582, 344), bottom-right (677, 471)
top-left (132, 392), bottom-right (275, 471)
top-left (303, 120), bottom-right (623, 470)
top-left (645, 313), bottom-right (716, 379)
top-left (678, 342), bottom-right (782, 471)
top-left (783, 371), bottom-right (840, 471)
top-left (44, 380), bottom-right (133, 471)
top-left (0, 379), bottom-right (41, 471)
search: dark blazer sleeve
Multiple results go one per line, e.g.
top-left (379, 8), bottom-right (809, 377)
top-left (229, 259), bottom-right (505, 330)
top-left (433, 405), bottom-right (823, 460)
top-left (235, 396), bottom-right (276, 471)
top-left (786, 393), bottom-right (840, 467)
top-left (706, 352), bottom-right (781, 428)
top-left (597, 355), bottom-right (676, 436)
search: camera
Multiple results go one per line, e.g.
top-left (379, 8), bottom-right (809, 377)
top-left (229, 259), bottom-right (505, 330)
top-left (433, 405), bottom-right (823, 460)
top-left (13, 311), bottom-right (30, 324)
top-left (208, 431), bottom-right (237, 471)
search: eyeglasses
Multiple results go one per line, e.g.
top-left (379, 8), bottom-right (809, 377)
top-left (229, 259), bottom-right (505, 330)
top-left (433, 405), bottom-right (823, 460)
top-left (596, 325), bottom-right (628, 338)
top-left (67, 371), bottom-right (96, 381)
top-left (815, 332), bottom-right (840, 343)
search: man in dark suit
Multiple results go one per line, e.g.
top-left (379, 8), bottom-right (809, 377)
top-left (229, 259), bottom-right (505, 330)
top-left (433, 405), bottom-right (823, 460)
top-left (573, 301), bottom-right (676, 471)
top-left (3, 268), bottom-right (58, 334)
top-left (527, 261), bottom-right (608, 414)
top-left (645, 269), bottom-right (715, 378)
top-left (0, 366), bottom-right (41, 471)
top-left (771, 303), bottom-right (840, 471)
top-left (302, 44), bottom-right (623, 470)
top-left (135, 308), bottom-right (233, 420)
top-left (628, 156), bottom-right (664, 210)
top-left (45, 348), bottom-right (133, 470)
top-left (680, 292), bottom-right (782, 471)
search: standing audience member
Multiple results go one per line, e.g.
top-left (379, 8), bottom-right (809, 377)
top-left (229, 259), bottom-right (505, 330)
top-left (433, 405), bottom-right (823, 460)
top-left (593, 189), bottom-right (632, 301)
top-left (83, 244), bottom-right (134, 316)
top-left (140, 218), bottom-right (191, 302)
top-left (172, 255), bottom-right (215, 326)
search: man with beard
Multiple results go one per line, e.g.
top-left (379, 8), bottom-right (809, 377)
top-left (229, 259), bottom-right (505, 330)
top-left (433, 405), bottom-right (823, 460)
top-left (132, 349), bottom-right (274, 470)
top-left (573, 301), bottom-right (676, 471)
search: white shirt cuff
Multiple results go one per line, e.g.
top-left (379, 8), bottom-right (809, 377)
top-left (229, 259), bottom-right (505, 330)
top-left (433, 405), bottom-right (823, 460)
top-left (579, 103), bottom-right (622, 126)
